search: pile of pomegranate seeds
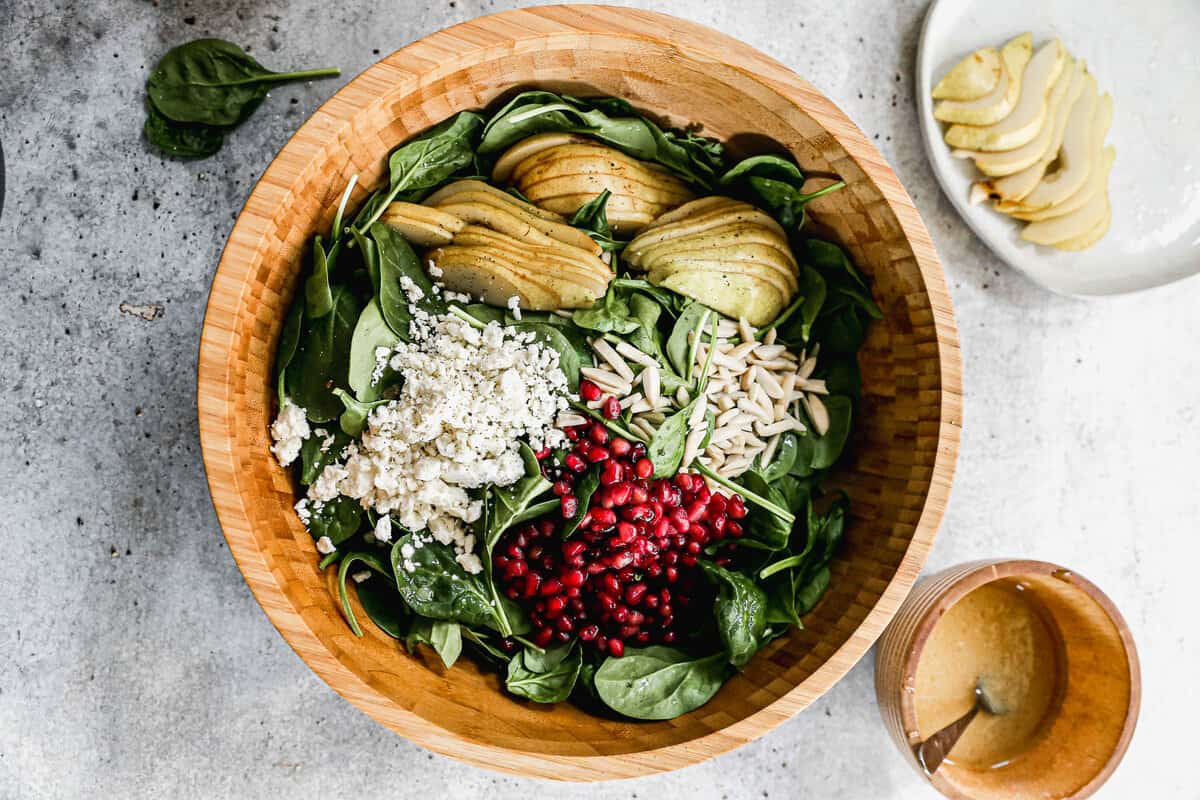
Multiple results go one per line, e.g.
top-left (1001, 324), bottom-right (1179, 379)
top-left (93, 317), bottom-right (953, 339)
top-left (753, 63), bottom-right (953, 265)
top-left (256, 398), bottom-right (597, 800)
top-left (493, 381), bottom-right (748, 657)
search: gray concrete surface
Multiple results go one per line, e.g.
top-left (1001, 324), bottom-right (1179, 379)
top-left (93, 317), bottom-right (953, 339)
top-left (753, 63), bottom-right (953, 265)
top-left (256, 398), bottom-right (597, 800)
top-left (1, 1), bottom-right (1196, 797)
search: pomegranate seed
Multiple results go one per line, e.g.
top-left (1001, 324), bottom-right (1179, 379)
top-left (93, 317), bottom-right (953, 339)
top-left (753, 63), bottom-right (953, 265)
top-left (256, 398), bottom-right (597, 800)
top-left (608, 550), bottom-right (635, 569)
top-left (561, 494), bottom-right (579, 518)
top-left (686, 499), bottom-right (708, 522)
top-left (665, 566), bottom-right (679, 583)
top-left (590, 508), bottom-right (617, 528)
top-left (561, 569), bottom-right (585, 587)
top-left (555, 616), bottom-right (574, 632)
top-left (585, 445), bottom-right (610, 463)
top-left (600, 461), bottom-right (622, 486)
top-left (662, 631), bottom-right (676, 644)
top-left (609, 437), bottom-right (631, 457)
top-left (608, 639), bottom-right (625, 657)
top-left (711, 515), bottom-right (727, 535)
top-left (633, 458), bottom-right (653, 479)
top-left (659, 604), bottom-right (673, 618)
top-left (538, 519), bottom-right (555, 537)
top-left (708, 493), bottom-right (728, 514)
top-left (615, 522), bottom-right (637, 543)
top-left (508, 561), bottom-right (527, 577)
top-left (534, 447), bottom-right (551, 460)
top-left (552, 479), bottom-right (571, 496)
top-left (728, 495), bottom-right (747, 518)
top-left (607, 482), bottom-right (633, 506)
top-left (603, 573), bottom-right (622, 596)
top-left (674, 473), bottom-right (694, 492)
top-left (579, 624), bottom-right (599, 641)
top-left (562, 540), bottom-right (586, 560)
top-left (522, 573), bottom-right (541, 597)
top-left (580, 380), bottom-right (602, 401)
top-left (589, 422), bottom-right (610, 445)
top-left (534, 627), bottom-right (554, 647)
top-left (727, 521), bottom-right (743, 537)
top-left (644, 593), bottom-right (659, 609)
top-left (631, 485), bottom-right (649, 504)
top-left (624, 583), bottom-right (648, 605)
top-left (612, 606), bottom-right (629, 623)
top-left (565, 427), bottom-right (580, 441)
top-left (564, 454), bottom-right (586, 472)
top-left (600, 395), bottom-right (621, 419)
top-left (546, 595), bottom-right (567, 614)
top-left (686, 540), bottom-right (702, 554)
top-left (539, 578), bottom-right (563, 596)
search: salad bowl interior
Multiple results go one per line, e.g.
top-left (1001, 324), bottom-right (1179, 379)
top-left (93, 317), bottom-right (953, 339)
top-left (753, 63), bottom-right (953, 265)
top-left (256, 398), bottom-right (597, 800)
top-left (197, 4), bottom-right (961, 780)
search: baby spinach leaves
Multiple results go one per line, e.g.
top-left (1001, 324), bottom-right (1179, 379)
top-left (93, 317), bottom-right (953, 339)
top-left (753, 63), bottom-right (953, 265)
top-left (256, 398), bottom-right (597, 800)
top-left (304, 236), bottom-right (335, 318)
top-left (562, 466), bottom-right (601, 538)
top-left (335, 551), bottom-right (392, 637)
top-left (506, 645), bottom-right (582, 703)
top-left (647, 399), bottom-right (697, 479)
top-left (666, 302), bottom-right (712, 382)
top-left (304, 495), bottom-right (362, 547)
top-left (569, 190), bottom-right (623, 254)
top-left (594, 647), bottom-right (728, 720)
top-left (298, 427), bottom-right (350, 485)
top-left (700, 561), bottom-right (768, 668)
top-left (144, 38), bottom-right (339, 157)
top-left (356, 576), bottom-right (407, 639)
top-left (404, 619), bottom-right (464, 668)
top-left (286, 285), bottom-right (361, 422)
top-left (332, 389), bottom-right (386, 437)
top-left (807, 395), bottom-right (853, 470)
top-left (719, 155), bottom-right (845, 229)
top-left (367, 222), bottom-right (443, 338)
top-left (275, 299), bottom-right (304, 403)
top-left (347, 299), bottom-right (400, 402)
top-left (802, 240), bottom-right (883, 355)
top-left (390, 534), bottom-right (500, 632)
top-left (572, 283), bottom-right (642, 335)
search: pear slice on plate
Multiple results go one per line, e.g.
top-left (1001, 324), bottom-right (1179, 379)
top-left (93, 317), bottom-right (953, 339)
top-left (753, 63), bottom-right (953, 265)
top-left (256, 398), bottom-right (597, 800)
top-left (1010, 145), bottom-right (1116, 221)
top-left (1020, 153), bottom-right (1113, 245)
top-left (934, 33), bottom-right (1033, 125)
top-left (932, 46), bottom-right (1003, 100)
top-left (944, 39), bottom-right (1065, 151)
top-left (975, 70), bottom-right (1094, 204)
top-left (1016, 89), bottom-right (1111, 211)
top-left (954, 56), bottom-right (1079, 177)
top-left (1053, 201), bottom-right (1111, 251)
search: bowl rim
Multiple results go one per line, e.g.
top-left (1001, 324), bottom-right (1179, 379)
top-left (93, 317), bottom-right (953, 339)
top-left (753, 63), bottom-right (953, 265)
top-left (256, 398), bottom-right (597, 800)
top-left (893, 559), bottom-right (1141, 799)
top-left (197, 3), bottom-right (963, 779)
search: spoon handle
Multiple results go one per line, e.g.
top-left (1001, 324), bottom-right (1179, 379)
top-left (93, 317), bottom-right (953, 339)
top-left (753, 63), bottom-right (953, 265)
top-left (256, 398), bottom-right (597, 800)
top-left (915, 703), bottom-right (980, 775)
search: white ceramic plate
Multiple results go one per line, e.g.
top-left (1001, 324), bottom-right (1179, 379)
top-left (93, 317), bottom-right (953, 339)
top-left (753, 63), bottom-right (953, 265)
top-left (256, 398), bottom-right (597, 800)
top-left (917, 0), bottom-right (1200, 295)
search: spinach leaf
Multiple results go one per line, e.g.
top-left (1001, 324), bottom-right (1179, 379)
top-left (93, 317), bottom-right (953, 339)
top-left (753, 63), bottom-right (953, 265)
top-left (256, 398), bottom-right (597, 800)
top-left (390, 534), bottom-right (500, 631)
top-left (569, 190), bottom-right (622, 254)
top-left (795, 567), bottom-right (831, 616)
top-left (298, 427), bottom-right (350, 485)
top-left (764, 571), bottom-right (804, 627)
top-left (718, 154), bottom-right (846, 229)
top-left (700, 561), bottom-right (768, 667)
top-left (804, 239), bottom-right (883, 355)
top-left (665, 302), bottom-right (712, 381)
top-left (647, 398), bottom-right (697, 478)
top-left (807, 395), bottom-right (853, 470)
top-left (275, 297), bottom-right (304, 402)
top-left (336, 551), bottom-right (392, 637)
top-left (562, 465), bottom-right (601, 538)
top-left (594, 646), bottom-right (728, 720)
top-left (354, 111), bottom-right (484, 232)
top-left (143, 102), bottom-right (224, 158)
top-left (521, 640), bottom-right (574, 673)
top-left (506, 646), bottom-right (582, 704)
top-left (356, 576), bottom-right (407, 639)
top-left (478, 91), bottom-right (724, 188)
top-left (572, 283), bottom-right (641, 335)
top-left (611, 278), bottom-right (687, 315)
top-left (486, 444), bottom-right (553, 556)
top-left (286, 285), bottom-right (361, 422)
top-left (348, 299), bottom-right (401, 402)
top-left (760, 433), bottom-right (800, 482)
top-left (454, 303), bottom-right (506, 326)
top-left (146, 38), bottom-right (339, 127)
top-left (305, 495), bottom-right (362, 546)
top-left (368, 221), bottom-right (442, 338)
top-left (511, 322), bottom-right (581, 391)
top-left (332, 389), bottom-right (387, 437)
top-left (304, 236), bottom-right (334, 318)
top-left (401, 617), bottom-right (463, 667)
top-left (737, 470), bottom-right (793, 551)
top-left (461, 627), bottom-right (509, 663)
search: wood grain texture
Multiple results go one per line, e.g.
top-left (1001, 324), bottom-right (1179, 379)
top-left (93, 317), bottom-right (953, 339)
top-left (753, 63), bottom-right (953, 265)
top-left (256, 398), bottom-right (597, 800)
top-left (197, 5), bottom-right (962, 780)
top-left (875, 560), bottom-right (1140, 799)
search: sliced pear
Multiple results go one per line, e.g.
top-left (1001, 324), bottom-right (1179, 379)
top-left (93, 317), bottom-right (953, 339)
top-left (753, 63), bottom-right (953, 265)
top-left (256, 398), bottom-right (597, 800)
top-left (954, 56), bottom-right (1079, 177)
top-left (1009, 146), bottom-right (1115, 221)
top-left (650, 196), bottom-right (740, 227)
top-left (1053, 201), bottom-right (1111, 250)
top-left (659, 270), bottom-right (784, 327)
top-left (429, 188), bottom-right (602, 256)
top-left (429, 246), bottom-right (559, 309)
top-left (641, 243), bottom-right (799, 295)
top-left (492, 133), bottom-right (593, 183)
top-left (634, 223), bottom-right (798, 275)
top-left (380, 201), bottom-right (465, 246)
top-left (943, 40), bottom-right (1065, 152)
top-left (933, 46), bottom-right (1003, 101)
top-left (934, 33), bottom-right (1033, 125)
top-left (1017, 89), bottom-right (1110, 211)
top-left (978, 70), bottom-right (1094, 204)
top-left (451, 226), bottom-right (610, 293)
top-left (425, 179), bottom-right (564, 221)
top-left (626, 200), bottom-right (787, 264)
top-left (648, 255), bottom-right (793, 299)
top-left (1020, 154), bottom-right (1112, 245)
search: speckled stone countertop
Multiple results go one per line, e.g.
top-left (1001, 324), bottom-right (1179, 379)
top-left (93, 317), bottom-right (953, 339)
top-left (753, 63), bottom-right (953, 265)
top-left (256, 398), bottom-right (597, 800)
top-left (1, 1), bottom-right (1194, 797)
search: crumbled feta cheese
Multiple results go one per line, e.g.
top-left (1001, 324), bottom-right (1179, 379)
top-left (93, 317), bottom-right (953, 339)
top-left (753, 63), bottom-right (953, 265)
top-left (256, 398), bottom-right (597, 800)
top-left (315, 536), bottom-right (335, 555)
top-left (374, 514), bottom-right (393, 543)
top-left (294, 499), bottom-right (312, 524)
top-left (314, 428), bottom-right (336, 453)
top-left (269, 399), bottom-right (310, 466)
top-left (307, 308), bottom-right (568, 574)
top-left (507, 295), bottom-right (522, 321)
top-left (400, 542), bottom-right (415, 559)
top-left (351, 570), bottom-right (373, 583)
top-left (427, 262), bottom-right (444, 278)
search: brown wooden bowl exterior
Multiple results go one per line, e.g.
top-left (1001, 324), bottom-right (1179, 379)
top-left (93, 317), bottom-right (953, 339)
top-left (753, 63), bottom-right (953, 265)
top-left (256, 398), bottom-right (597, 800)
top-left (197, 5), bottom-right (961, 780)
top-left (875, 560), bottom-right (1141, 799)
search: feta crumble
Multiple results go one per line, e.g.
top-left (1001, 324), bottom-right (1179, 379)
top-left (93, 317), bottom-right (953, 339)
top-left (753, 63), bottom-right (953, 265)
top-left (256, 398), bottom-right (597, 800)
top-left (507, 294), bottom-right (522, 321)
top-left (315, 535), bottom-right (335, 555)
top-left (307, 308), bottom-right (569, 573)
top-left (270, 399), bottom-right (310, 467)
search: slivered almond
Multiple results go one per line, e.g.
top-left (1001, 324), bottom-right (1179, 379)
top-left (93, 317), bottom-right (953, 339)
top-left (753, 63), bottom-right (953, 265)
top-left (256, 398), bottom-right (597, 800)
top-left (806, 394), bottom-right (830, 436)
top-left (749, 357), bottom-right (794, 370)
top-left (640, 365), bottom-right (662, 407)
top-left (642, 411), bottom-right (667, 424)
top-left (619, 392), bottom-right (644, 410)
top-left (755, 418), bottom-right (796, 438)
top-left (754, 344), bottom-right (787, 360)
top-left (688, 397), bottom-right (708, 429)
top-left (801, 379), bottom-right (829, 395)
top-left (717, 395), bottom-right (735, 412)
top-left (682, 427), bottom-right (707, 467)
top-left (797, 356), bottom-right (818, 380)
top-left (738, 317), bottom-right (756, 343)
top-left (764, 327), bottom-right (778, 345)
top-left (615, 340), bottom-right (659, 369)
top-left (675, 386), bottom-right (691, 406)
top-left (756, 366), bottom-right (785, 399)
top-left (761, 433), bottom-right (781, 465)
top-left (591, 338), bottom-right (635, 382)
top-left (737, 397), bottom-right (772, 422)
top-left (556, 412), bottom-right (588, 428)
top-left (727, 341), bottom-right (757, 362)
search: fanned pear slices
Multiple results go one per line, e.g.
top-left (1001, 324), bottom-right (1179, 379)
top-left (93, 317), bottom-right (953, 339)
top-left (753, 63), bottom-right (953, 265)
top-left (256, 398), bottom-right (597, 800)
top-left (1020, 151), bottom-right (1113, 246)
top-left (934, 33), bottom-right (1033, 125)
top-left (1016, 90), bottom-right (1111, 212)
top-left (932, 46), bottom-right (1003, 100)
top-left (499, 136), bottom-right (695, 235)
top-left (626, 197), bottom-right (799, 325)
top-left (943, 40), bottom-right (1065, 152)
top-left (386, 179), bottom-right (613, 310)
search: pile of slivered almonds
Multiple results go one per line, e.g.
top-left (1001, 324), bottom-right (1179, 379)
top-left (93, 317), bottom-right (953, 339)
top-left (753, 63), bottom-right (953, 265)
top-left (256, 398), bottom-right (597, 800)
top-left (560, 317), bottom-right (829, 484)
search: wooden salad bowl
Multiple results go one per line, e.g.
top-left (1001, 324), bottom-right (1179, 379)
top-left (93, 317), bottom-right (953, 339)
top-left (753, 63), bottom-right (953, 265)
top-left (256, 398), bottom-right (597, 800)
top-left (197, 4), bottom-right (962, 781)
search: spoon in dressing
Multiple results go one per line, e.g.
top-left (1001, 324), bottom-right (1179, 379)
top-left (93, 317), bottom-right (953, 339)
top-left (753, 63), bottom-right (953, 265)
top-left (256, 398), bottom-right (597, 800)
top-left (915, 679), bottom-right (1008, 775)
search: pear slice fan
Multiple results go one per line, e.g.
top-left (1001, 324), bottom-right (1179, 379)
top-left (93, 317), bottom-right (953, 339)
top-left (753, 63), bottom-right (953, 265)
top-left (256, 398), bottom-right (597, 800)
top-left (932, 33), bottom-right (1115, 251)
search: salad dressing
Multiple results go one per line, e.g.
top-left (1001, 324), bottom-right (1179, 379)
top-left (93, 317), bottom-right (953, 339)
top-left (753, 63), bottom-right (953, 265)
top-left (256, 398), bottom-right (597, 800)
top-left (914, 582), bottom-right (1062, 769)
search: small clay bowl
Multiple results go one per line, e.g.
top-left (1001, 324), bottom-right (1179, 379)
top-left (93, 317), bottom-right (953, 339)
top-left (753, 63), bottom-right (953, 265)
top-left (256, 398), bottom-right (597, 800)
top-left (875, 559), bottom-right (1140, 799)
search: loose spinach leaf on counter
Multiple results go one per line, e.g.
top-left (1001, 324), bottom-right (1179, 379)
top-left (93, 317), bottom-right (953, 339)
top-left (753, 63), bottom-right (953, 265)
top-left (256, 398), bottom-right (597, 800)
top-left (569, 190), bottom-right (623, 253)
top-left (286, 285), bottom-right (361, 422)
top-left (506, 645), bottom-right (582, 703)
top-left (347, 299), bottom-right (401, 402)
top-left (700, 561), bottom-right (768, 668)
top-left (719, 155), bottom-right (846, 229)
top-left (353, 111), bottom-right (485, 232)
top-left (143, 102), bottom-right (224, 158)
top-left (390, 534), bottom-right (501, 631)
top-left (594, 646), bottom-right (728, 720)
top-left (477, 91), bottom-right (724, 188)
